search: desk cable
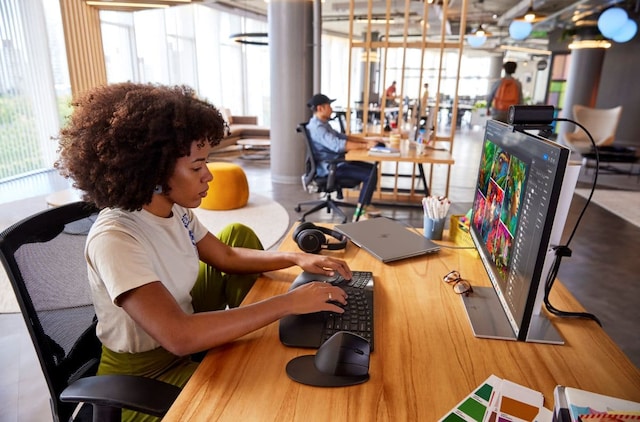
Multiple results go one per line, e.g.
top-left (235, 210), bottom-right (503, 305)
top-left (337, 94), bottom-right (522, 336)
top-left (542, 118), bottom-right (601, 326)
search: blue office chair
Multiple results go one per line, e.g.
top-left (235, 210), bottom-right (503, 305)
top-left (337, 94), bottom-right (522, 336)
top-left (295, 122), bottom-right (360, 223)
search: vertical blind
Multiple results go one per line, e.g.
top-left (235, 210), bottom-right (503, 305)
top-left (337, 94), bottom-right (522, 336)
top-left (0, 0), bottom-right (64, 181)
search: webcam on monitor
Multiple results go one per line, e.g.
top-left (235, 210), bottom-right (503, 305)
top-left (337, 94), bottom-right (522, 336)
top-left (507, 105), bottom-right (556, 135)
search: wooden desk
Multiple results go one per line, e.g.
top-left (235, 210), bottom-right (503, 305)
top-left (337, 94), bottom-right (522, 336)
top-left (165, 226), bottom-right (640, 421)
top-left (347, 147), bottom-right (455, 201)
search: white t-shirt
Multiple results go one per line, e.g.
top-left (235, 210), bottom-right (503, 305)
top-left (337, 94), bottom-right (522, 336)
top-left (85, 205), bottom-right (209, 353)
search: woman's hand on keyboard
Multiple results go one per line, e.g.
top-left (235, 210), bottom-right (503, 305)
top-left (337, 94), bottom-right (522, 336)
top-left (286, 282), bottom-right (347, 315)
top-left (292, 254), bottom-right (353, 281)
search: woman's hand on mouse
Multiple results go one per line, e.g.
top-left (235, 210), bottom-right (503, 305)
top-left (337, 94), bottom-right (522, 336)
top-left (285, 282), bottom-right (347, 315)
top-left (292, 254), bottom-right (352, 281)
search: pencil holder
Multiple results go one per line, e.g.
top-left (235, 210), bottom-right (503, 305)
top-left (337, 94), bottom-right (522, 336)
top-left (423, 216), bottom-right (445, 240)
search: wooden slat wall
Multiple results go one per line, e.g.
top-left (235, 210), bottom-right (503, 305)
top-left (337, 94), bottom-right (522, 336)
top-left (58, 0), bottom-right (107, 99)
top-left (344, 0), bottom-right (469, 200)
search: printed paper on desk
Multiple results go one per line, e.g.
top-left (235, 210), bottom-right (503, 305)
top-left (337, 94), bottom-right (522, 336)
top-left (368, 146), bottom-right (400, 157)
top-left (579, 414), bottom-right (640, 420)
top-left (564, 387), bottom-right (640, 422)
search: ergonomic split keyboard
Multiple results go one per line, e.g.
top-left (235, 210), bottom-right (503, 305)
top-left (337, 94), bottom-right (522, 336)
top-left (278, 270), bottom-right (374, 351)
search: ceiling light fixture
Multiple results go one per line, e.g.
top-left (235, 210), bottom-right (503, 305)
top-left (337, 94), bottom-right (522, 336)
top-left (509, 20), bottom-right (532, 40)
top-left (508, 0), bottom-right (544, 40)
top-left (597, 7), bottom-right (628, 37)
top-left (568, 39), bottom-right (612, 49)
top-left (499, 45), bottom-right (551, 55)
top-left (611, 19), bottom-right (638, 43)
top-left (523, 7), bottom-right (537, 23)
top-left (474, 24), bottom-right (491, 37)
top-left (467, 24), bottom-right (491, 48)
top-left (597, 7), bottom-right (638, 43)
top-left (467, 34), bottom-right (487, 48)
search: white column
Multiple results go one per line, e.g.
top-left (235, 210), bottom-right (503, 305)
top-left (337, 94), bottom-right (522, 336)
top-left (557, 48), bottom-right (605, 142)
top-left (269, 0), bottom-right (314, 184)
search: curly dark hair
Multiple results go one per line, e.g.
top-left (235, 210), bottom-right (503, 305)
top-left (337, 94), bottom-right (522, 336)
top-left (55, 83), bottom-right (227, 211)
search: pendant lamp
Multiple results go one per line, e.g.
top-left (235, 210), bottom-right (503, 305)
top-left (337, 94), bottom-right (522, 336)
top-left (597, 7), bottom-right (629, 38)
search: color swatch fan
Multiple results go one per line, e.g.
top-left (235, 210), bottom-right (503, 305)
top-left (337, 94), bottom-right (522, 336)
top-left (438, 374), bottom-right (550, 422)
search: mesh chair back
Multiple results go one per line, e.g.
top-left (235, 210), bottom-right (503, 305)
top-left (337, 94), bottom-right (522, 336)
top-left (298, 123), bottom-right (321, 190)
top-left (0, 201), bottom-right (101, 421)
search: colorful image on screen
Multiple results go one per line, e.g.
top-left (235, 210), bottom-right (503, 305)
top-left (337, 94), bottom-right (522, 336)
top-left (472, 141), bottom-right (528, 281)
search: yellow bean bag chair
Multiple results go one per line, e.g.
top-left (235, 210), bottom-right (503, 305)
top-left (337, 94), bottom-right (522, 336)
top-left (200, 162), bottom-right (249, 210)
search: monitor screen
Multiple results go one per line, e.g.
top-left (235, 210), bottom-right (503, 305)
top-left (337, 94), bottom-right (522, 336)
top-left (467, 120), bottom-right (570, 342)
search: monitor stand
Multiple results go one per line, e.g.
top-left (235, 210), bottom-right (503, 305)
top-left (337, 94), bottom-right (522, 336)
top-left (461, 287), bottom-right (564, 345)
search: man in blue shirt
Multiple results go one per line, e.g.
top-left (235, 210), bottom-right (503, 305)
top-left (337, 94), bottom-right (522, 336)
top-left (307, 93), bottom-right (380, 221)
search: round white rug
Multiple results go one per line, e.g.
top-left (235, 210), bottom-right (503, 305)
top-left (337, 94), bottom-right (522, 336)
top-left (192, 192), bottom-right (290, 250)
top-left (0, 193), bottom-right (289, 313)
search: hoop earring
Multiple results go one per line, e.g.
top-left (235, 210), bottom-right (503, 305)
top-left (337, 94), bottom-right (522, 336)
top-left (153, 185), bottom-right (163, 194)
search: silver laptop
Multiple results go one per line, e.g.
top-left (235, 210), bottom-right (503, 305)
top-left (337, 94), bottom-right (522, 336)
top-left (335, 217), bottom-right (440, 263)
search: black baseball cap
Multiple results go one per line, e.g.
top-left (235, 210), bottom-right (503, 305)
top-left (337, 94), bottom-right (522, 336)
top-left (307, 93), bottom-right (336, 108)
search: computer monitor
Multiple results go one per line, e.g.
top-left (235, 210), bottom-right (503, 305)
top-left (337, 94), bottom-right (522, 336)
top-left (462, 120), bottom-right (578, 344)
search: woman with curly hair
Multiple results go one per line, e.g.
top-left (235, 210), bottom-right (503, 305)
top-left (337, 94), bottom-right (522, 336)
top-left (56, 82), bottom-right (351, 421)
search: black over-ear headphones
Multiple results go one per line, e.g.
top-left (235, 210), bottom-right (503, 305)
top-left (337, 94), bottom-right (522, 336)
top-left (292, 222), bottom-right (347, 254)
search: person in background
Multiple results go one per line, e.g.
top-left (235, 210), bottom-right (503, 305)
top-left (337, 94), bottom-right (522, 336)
top-left (306, 93), bottom-right (381, 221)
top-left (420, 83), bottom-right (430, 113)
top-left (55, 82), bottom-right (352, 422)
top-left (419, 83), bottom-right (430, 130)
top-left (486, 61), bottom-right (524, 123)
top-left (385, 81), bottom-right (398, 106)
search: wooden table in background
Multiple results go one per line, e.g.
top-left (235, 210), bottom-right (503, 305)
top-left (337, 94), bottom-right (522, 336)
top-left (236, 138), bottom-right (271, 160)
top-left (45, 188), bottom-right (81, 207)
top-left (164, 225), bottom-right (640, 421)
top-left (347, 147), bottom-right (455, 202)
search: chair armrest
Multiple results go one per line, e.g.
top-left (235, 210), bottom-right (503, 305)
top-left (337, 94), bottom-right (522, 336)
top-left (230, 115), bottom-right (258, 125)
top-left (60, 375), bottom-right (181, 418)
top-left (326, 159), bottom-right (345, 189)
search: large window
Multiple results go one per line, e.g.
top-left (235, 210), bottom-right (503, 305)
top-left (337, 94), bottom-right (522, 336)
top-left (101, 4), bottom-right (269, 125)
top-left (101, 12), bottom-right (138, 83)
top-left (321, 35), bottom-right (354, 108)
top-left (0, 0), bottom-right (69, 182)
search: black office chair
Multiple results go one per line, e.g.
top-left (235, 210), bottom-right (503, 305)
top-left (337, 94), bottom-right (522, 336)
top-left (294, 122), bottom-right (360, 224)
top-left (0, 201), bottom-right (180, 422)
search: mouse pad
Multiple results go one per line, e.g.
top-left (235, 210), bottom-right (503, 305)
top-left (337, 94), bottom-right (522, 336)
top-left (286, 356), bottom-right (369, 387)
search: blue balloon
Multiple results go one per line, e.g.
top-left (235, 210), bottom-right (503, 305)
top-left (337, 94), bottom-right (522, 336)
top-left (612, 19), bottom-right (638, 43)
top-left (467, 35), bottom-right (487, 48)
top-left (598, 7), bottom-right (628, 38)
top-left (509, 20), bottom-right (532, 40)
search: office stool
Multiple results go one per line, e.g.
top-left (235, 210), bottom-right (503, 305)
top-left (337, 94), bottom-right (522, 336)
top-left (200, 162), bottom-right (249, 210)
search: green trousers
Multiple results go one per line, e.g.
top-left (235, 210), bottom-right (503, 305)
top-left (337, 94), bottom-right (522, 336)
top-left (97, 223), bottom-right (263, 422)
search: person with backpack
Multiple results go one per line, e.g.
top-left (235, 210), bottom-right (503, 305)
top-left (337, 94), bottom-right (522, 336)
top-left (486, 61), bottom-right (524, 123)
